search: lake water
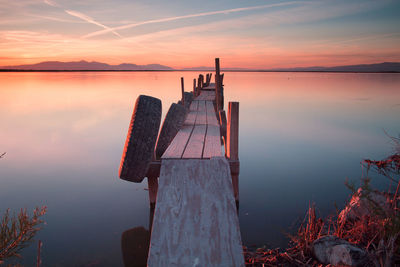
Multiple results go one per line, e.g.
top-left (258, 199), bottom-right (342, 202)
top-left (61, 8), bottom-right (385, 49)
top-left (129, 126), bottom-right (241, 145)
top-left (1, 71), bottom-right (400, 266)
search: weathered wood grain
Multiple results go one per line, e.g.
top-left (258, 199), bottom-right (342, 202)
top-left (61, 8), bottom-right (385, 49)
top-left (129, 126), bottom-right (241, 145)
top-left (227, 102), bottom-right (239, 201)
top-left (189, 100), bottom-right (199, 111)
top-left (162, 125), bottom-right (193, 159)
top-left (184, 111), bottom-right (197, 125)
top-left (206, 101), bottom-right (219, 126)
top-left (203, 125), bottom-right (222, 158)
top-left (195, 101), bottom-right (207, 125)
top-left (181, 77), bottom-right (185, 106)
top-left (182, 125), bottom-right (206, 158)
top-left (148, 158), bottom-right (244, 267)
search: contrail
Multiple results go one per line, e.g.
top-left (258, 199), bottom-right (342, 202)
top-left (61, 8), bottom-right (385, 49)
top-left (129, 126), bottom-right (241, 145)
top-left (43, 0), bottom-right (122, 38)
top-left (43, 0), bottom-right (58, 7)
top-left (83, 1), bottom-right (306, 39)
top-left (65, 10), bottom-right (122, 38)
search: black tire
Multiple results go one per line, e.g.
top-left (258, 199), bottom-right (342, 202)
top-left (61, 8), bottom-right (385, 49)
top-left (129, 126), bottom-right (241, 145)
top-left (155, 103), bottom-right (187, 159)
top-left (119, 95), bottom-right (161, 183)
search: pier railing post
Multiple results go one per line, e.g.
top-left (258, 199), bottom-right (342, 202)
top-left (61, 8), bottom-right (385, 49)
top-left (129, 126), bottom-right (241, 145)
top-left (193, 78), bottom-right (196, 96)
top-left (219, 110), bottom-right (227, 146)
top-left (181, 77), bottom-right (185, 106)
top-left (215, 58), bottom-right (221, 111)
top-left (227, 102), bottom-right (239, 203)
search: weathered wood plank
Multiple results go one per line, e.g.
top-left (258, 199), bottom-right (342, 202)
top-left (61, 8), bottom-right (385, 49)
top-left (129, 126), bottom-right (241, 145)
top-left (189, 100), bottom-right (199, 111)
top-left (203, 125), bottom-right (222, 158)
top-left (182, 125), bottom-right (206, 158)
top-left (206, 101), bottom-right (219, 126)
top-left (197, 100), bottom-right (206, 111)
top-left (184, 111), bottom-right (197, 125)
top-left (162, 125), bottom-right (194, 159)
top-left (147, 158), bottom-right (244, 267)
top-left (195, 101), bottom-right (207, 125)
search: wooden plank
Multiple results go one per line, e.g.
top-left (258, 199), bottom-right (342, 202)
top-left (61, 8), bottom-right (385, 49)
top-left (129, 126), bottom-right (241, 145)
top-left (147, 158), bottom-right (244, 267)
top-left (197, 100), bottom-right (206, 111)
top-left (182, 125), bottom-right (206, 158)
top-left (162, 125), bottom-right (194, 159)
top-left (184, 111), bottom-right (197, 125)
top-left (195, 101), bottom-right (207, 125)
top-left (203, 125), bottom-right (222, 158)
top-left (206, 101), bottom-right (219, 126)
top-left (202, 85), bottom-right (215, 91)
top-left (189, 100), bottom-right (199, 111)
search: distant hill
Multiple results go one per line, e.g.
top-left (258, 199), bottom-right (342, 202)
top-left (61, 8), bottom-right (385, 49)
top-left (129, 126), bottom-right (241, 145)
top-left (183, 62), bottom-right (400, 72)
top-left (270, 62), bottom-right (400, 72)
top-left (1, 61), bottom-right (399, 72)
top-left (0, 60), bottom-right (173, 71)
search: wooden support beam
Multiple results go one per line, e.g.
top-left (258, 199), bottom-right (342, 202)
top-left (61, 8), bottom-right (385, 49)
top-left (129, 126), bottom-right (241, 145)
top-left (147, 176), bottom-right (158, 209)
top-left (180, 77), bottom-right (185, 106)
top-left (147, 161), bottom-right (161, 208)
top-left (227, 102), bottom-right (239, 202)
top-left (193, 78), bottom-right (196, 95)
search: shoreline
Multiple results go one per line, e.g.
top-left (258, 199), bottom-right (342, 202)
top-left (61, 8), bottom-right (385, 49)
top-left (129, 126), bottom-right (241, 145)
top-left (0, 69), bottom-right (399, 73)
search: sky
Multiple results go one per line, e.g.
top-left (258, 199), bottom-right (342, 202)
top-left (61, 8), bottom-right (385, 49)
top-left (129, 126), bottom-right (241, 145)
top-left (0, 0), bottom-right (399, 69)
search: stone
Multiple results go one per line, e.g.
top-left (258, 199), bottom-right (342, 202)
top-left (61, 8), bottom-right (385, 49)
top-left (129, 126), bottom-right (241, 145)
top-left (312, 235), bottom-right (368, 266)
top-left (339, 187), bottom-right (390, 223)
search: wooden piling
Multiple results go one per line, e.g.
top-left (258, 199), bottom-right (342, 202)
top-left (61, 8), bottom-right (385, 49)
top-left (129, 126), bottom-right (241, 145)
top-left (215, 58), bottom-right (221, 111)
top-left (180, 77), bottom-right (185, 106)
top-left (193, 78), bottom-right (196, 95)
top-left (227, 102), bottom-right (239, 203)
top-left (147, 176), bottom-right (158, 209)
top-left (219, 110), bottom-right (227, 147)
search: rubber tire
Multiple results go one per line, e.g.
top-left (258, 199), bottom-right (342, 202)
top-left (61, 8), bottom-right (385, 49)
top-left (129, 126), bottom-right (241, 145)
top-left (119, 95), bottom-right (162, 183)
top-left (155, 103), bottom-right (187, 159)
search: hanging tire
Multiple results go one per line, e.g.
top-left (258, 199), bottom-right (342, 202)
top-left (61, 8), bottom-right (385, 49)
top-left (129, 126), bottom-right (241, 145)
top-left (119, 95), bottom-right (162, 183)
top-left (155, 103), bottom-right (187, 159)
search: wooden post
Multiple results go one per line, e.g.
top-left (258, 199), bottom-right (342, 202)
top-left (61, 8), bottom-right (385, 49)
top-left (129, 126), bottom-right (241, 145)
top-left (197, 76), bottom-right (203, 96)
top-left (227, 102), bottom-right (239, 203)
top-left (181, 77), bottom-right (185, 106)
top-left (219, 110), bottom-right (227, 147)
top-left (148, 176), bottom-right (158, 209)
top-left (215, 58), bottom-right (221, 111)
top-left (199, 74), bottom-right (204, 89)
top-left (193, 78), bottom-right (196, 94)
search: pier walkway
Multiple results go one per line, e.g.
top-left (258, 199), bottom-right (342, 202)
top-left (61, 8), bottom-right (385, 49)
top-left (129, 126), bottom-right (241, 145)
top-left (119, 58), bottom-right (243, 266)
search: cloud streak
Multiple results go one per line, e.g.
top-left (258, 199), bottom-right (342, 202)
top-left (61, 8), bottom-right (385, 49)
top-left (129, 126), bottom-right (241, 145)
top-left (65, 10), bottom-right (122, 38)
top-left (83, 1), bottom-right (306, 38)
top-left (42, 0), bottom-right (122, 38)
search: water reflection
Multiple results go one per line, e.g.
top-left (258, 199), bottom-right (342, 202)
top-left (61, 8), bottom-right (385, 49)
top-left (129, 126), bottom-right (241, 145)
top-left (1, 72), bottom-right (400, 265)
top-left (121, 208), bottom-right (154, 267)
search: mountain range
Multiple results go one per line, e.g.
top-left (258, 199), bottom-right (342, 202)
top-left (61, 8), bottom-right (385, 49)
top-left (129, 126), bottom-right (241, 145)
top-left (184, 62), bottom-right (400, 72)
top-left (1, 61), bottom-right (399, 72)
top-left (0, 60), bottom-right (173, 71)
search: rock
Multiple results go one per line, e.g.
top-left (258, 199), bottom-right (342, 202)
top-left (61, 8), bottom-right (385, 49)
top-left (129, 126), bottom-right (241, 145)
top-left (339, 187), bottom-right (390, 223)
top-left (312, 236), bottom-right (368, 266)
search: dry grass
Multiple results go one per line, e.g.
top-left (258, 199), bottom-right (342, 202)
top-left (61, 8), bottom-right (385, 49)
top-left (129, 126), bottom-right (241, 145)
top-left (244, 142), bottom-right (400, 266)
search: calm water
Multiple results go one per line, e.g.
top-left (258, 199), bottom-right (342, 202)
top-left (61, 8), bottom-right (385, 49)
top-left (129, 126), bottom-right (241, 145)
top-left (1, 72), bottom-right (400, 266)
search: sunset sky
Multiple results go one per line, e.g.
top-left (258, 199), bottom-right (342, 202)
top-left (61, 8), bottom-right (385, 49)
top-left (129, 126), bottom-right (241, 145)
top-left (1, 0), bottom-right (399, 68)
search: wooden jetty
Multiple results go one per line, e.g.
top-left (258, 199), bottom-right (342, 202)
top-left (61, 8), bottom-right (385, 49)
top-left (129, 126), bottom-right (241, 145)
top-left (119, 58), bottom-right (243, 266)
